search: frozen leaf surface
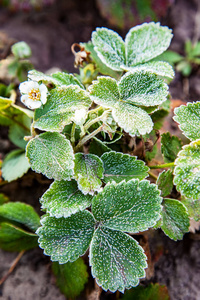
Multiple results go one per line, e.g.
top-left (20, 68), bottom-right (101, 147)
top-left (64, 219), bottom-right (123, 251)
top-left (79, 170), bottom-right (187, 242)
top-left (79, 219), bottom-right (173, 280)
top-left (74, 153), bottom-right (104, 195)
top-left (174, 101), bottom-right (200, 141)
top-left (161, 198), bottom-right (190, 241)
top-left (92, 179), bottom-right (162, 233)
top-left (101, 151), bottom-right (149, 183)
top-left (26, 132), bottom-right (74, 180)
top-left (156, 170), bottom-right (173, 197)
top-left (37, 211), bottom-right (95, 263)
top-left (90, 227), bottom-right (147, 293)
top-left (182, 198), bottom-right (200, 222)
top-left (34, 85), bottom-right (91, 132)
top-left (161, 132), bottom-right (182, 163)
top-left (40, 180), bottom-right (92, 218)
top-left (174, 140), bottom-right (200, 199)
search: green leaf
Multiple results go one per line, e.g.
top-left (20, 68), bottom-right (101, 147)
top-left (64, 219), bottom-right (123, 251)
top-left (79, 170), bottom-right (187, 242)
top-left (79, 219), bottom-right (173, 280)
top-left (122, 283), bottom-right (169, 300)
top-left (92, 27), bottom-right (126, 71)
top-left (89, 137), bottom-right (111, 156)
top-left (0, 222), bottom-right (38, 252)
top-left (176, 61), bottom-right (192, 76)
top-left (181, 198), bottom-right (200, 222)
top-left (174, 140), bottom-right (200, 200)
top-left (2, 149), bottom-right (30, 182)
top-left (160, 198), bottom-right (190, 241)
top-left (51, 72), bottom-right (84, 88)
top-left (0, 202), bottom-right (40, 232)
top-left (0, 194), bottom-right (9, 205)
top-left (37, 211), bottom-right (95, 263)
top-left (8, 124), bottom-right (30, 149)
top-left (155, 50), bottom-right (183, 65)
top-left (74, 153), bottom-right (104, 195)
top-left (101, 151), bottom-right (149, 183)
top-left (0, 96), bottom-right (14, 110)
top-left (52, 258), bottom-right (88, 299)
top-left (127, 61), bottom-right (174, 79)
top-left (174, 101), bottom-right (200, 141)
top-left (118, 71), bottom-right (168, 107)
top-left (92, 179), bottom-right (162, 233)
top-left (26, 132), bottom-right (74, 180)
top-left (40, 180), bottom-right (92, 218)
top-left (156, 170), bottom-right (173, 197)
top-left (90, 227), bottom-right (147, 293)
top-left (11, 41), bottom-right (32, 59)
top-left (125, 22), bottom-right (173, 66)
top-left (161, 132), bottom-right (183, 163)
top-left (112, 102), bottom-right (153, 136)
top-left (33, 85), bottom-right (91, 132)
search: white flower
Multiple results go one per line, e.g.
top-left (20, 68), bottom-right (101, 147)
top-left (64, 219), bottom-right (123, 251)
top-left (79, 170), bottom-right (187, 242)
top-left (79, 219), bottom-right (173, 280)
top-left (72, 108), bottom-right (87, 126)
top-left (19, 80), bottom-right (48, 109)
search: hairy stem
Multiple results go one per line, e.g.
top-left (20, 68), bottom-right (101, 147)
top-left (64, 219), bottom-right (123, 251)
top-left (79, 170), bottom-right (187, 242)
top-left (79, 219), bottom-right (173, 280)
top-left (75, 125), bottom-right (104, 152)
top-left (149, 162), bottom-right (175, 169)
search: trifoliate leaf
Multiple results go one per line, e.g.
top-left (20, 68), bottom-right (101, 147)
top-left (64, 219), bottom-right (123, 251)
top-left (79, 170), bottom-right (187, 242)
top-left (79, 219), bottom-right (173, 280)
top-left (122, 283), bottom-right (169, 300)
top-left (89, 137), bottom-right (111, 156)
top-left (90, 227), bottom-right (147, 293)
top-left (92, 179), bottom-right (162, 233)
top-left (156, 170), bottom-right (173, 197)
top-left (40, 180), bottom-right (92, 218)
top-left (160, 198), bottom-right (190, 241)
top-left (52, 258), bottom-right (88, 299)
top-left (26, 132), bottom-right (74, 180)
top-left (127, 61), bottom-right (174, 79)
top-left (161, 132), bottom-right (183, 163)
top-left (2, 149), bottom-right (30, 182)
top-left (0, 222), bottom-right (38, 252)
top-left (74, 153), bottom-right (104, 195)
top-left (174, 140), bottom-right (200, 199)
top-left (101, 151), bottom-right (149, 183)
top-left (118, 71), bottom-right (168, 107)
top-left (0, 202), bottom-right (40, 232)
top-left (34, 85), bottom-right (91, 132)
top-left (112, 102), bottom-right (153, 136)
top-left (37, 211), bottom-right (95, 263)
top-left (174, 101), bottom-right (200, 141)
top-left (181, 198), bottom-right (200, 222)
top-left (92, 27), bottom-right (126, 71)
top-left (125, 22), bottom-right (173, 67)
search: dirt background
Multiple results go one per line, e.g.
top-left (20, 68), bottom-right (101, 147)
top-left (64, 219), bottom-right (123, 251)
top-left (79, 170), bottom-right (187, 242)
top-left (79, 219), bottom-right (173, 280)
top-left (0, 0), bottom-right (200, 299)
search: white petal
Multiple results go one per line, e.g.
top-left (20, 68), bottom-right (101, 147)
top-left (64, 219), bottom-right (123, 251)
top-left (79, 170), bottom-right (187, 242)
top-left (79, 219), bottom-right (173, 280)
top-left (19, 81), bottom-right (30, 94)
top-left (21, 94), bottom-right (29, 105)
top-left (39, 83), bottom-right (48, 94)
top-left (40, 92), bottom-right (47, 104)
top-left (26, 99), bottom-right (42, 109)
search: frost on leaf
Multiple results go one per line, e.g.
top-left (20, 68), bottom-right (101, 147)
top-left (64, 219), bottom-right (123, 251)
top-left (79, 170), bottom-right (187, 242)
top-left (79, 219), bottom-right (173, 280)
top-left (160, 198), bottom-right (190, 241)
top-left (101, 151), bottom-right (149, 183)
top-left (92, 179), bottom-right (162, 233)
top-left (37, 211), bottom-right (95, 264)
top-left (74, 153), bottom-right (104, 195)
top-left (26, 132), bottom-right (74, 180)
top-left (90, 227), bottom-right (147, 293)
top-left (161, 132), bottom-right (182, 163)
top-left (174, 140), bottom-right (200, 200)
top-left (33, 85), bottom-right (91, 132)
top-left (174, 101), bottom-right (200, 141)
top-left (40, 180), bottom-right (92, 218)
top-left (156, 170), bottom-right (173, 197)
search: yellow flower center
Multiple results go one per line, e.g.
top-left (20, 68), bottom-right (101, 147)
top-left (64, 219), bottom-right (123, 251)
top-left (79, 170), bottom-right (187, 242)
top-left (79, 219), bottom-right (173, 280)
top-left (28, 88), bottom-right (41, 101)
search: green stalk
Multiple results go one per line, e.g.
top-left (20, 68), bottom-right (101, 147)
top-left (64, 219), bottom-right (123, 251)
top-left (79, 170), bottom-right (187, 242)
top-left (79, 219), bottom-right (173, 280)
top-left (74, 125), bottom-right (103, 152)
top-left (149, 162), bottom-right (175, 169)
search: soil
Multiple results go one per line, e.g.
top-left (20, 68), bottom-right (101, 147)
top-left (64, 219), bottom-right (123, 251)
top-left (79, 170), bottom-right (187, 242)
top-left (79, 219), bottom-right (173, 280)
top-left (0, 0), bottom-right (200, 299)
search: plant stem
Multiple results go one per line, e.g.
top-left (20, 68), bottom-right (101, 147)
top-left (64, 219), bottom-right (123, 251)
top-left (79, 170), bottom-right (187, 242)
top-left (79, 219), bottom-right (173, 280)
top-left (84, 110), bottom-right (111, 132)
top-left (88, 105), bottom-right (103, 115)
top-left (75, 125), bottom-right (103, 152)
top-left (148, 171), bottom-right (158, 180)
top-left (149, 162), bottom-right (175, 169)
top-left (70, 123), bottom-right (76, 146)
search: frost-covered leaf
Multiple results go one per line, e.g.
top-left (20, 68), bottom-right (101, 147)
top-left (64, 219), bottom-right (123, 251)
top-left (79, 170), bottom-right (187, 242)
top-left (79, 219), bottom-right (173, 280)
top-left (89, 76), bottom-right (119, 108)
top-left (182, 198), bottom-right (200, 222)
top-left (160, 198), bottom-right (190, 241)
top-left (2, 149), bottom-right (30, 182)
top-left (0, 202), bottom-right (40, 232)
top-left (101, 151), bottom-right (149, 183)
top-left (37, 211), bottom-right (95, 263)
top-left (74, 153), bottom-right (104, 195)
top-left (118, 71), bottom-right (168, 106)
top-left (52, 258), bottom-right (88, 299)
top-left (161, 132), bottom-right (182, 163)
top-left (40, 180), bottom-right (92, 218)
top-left (126, 61), bottom-right (174, 79)
top-left (11, 41), bottom-right (32, 59)
top-left (92, 27), bottom-right (126, 71)
top-left (26, 132), bottom-right (74, 180)
top-left (125, 22), bottom-right (173, 66)
top-left (156, 170), bottom-right (173, 197)
top-left (0, 222), bottom-right (38, 252)
top-left (112, 102), bottom-right (153, 136)
top-left (28, 70), bottom-right (58, 85)
top-left (90, 227), bottom-right (147, 293)
top-left (92, 179), bottom-right (162, 233)
top-left (174, 101), bottom-right (200, 141)
top-left (174, 140), bottom-right (200, 199)
top-left (34, 85), bottom-right (91, 132)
